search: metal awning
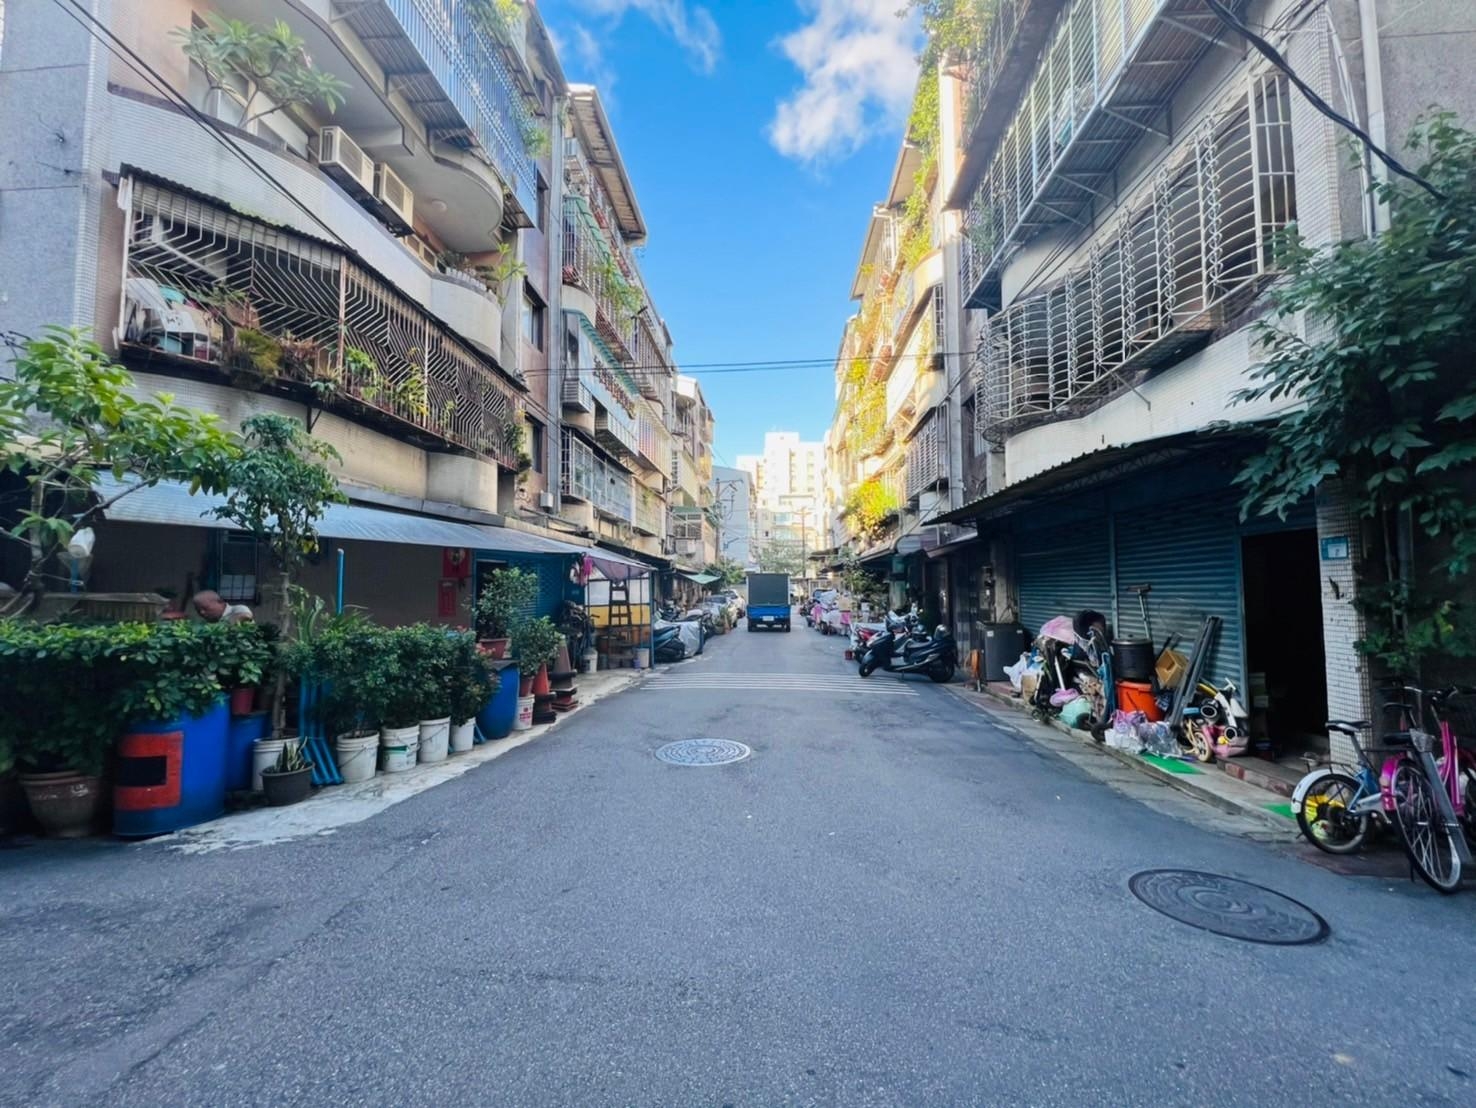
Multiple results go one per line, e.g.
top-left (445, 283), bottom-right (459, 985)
top-left (681, 572), bottom-right (720, 585)
top-left (94, 476), bottom-right (650, 570)
top-left (925, 427), bottom-right (1268, 527)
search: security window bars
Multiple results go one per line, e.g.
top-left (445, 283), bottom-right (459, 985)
top-left (120, 179), bottom-right (522, 467)
top-left (971, 75), bottom-right (1296, 442)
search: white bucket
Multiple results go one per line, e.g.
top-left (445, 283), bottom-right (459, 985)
top-left (634, 647), bottom-right (650, 670)
top-left (379, 725), bottom-right (419, 773)
top-left (449, 719), bottom-right (476, 753)
top-left (513, 695), bottom-right (534, 731)
top-left (251, 738), bottom-right (287, 792)
top-left (335, 732), bottom-right (379, 784)
top-left (582, 649), bottom-right (598, 674)
top-left (418, 717), bottom-right (451, 764)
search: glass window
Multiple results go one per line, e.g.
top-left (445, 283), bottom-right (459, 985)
top-left (521, 289), bottom-right (545, 350)
top-left (528, 419), bottom-right (545, 474)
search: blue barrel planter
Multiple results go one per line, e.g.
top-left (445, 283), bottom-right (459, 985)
top-left (113, 696), bottom-right (230, 837)
top-left (226, 711), bottom-right (271, 792)
top-left (478, 662), bottom-right (519, 740)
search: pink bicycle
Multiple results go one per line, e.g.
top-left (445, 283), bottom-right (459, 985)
top-left (1387, 686), bottom-right (1476, 893)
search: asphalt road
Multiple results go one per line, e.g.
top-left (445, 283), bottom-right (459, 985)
top-left (4, 618), bottom-right (1476, 1107)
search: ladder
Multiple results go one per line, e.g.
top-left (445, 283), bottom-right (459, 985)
top-left (602, 579), bottom-right (636, 666)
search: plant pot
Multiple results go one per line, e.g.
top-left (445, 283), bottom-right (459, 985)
top-left (19, 772), bottom-right (103, 839)
top-left (251, 738), bottom-right (287, 793)
top-left (519, 672), bottom-right (535, 697)
top-left (478, 638), bottom-right (510, 659)
top-left (379, 725), bottom-right (419, 773)
top-left (418, 717), bottom-right (451, 764)
top-left (229, 686), bottom-right (257, 716)
top-left (514, 695), bottom-right (534, 731)
top-left (449, 719), bottom-right (476, 753)
top-left (260, 765), bottom-right (314, 807)
top-left (477, 663), bottom-right (519, 740)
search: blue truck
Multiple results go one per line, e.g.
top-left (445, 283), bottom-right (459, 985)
top-left (745, 573), bottom-right (791, 632)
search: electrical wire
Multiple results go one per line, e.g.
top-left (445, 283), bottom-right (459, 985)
top-left (1202, 0), bottom-right (1445, 201)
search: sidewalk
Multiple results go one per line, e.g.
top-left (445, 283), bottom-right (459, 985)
top-left (944, 681), bottom-right (1300, 838)
top-left (159, 667), bottom-right (648, 855)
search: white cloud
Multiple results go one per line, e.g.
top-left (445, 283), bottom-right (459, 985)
top-left (768, 0), bottom-right (921, 164)
top-left (570, 24), bottom-right (620, 102)
top-left (574, 0), bottom-right (722, 73)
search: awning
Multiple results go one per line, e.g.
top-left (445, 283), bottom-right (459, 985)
top-left (925, 427), bottom-right (1269, 526)
top-left (681, 571), bottom-right (720, 585)
top-left (924, 529), bottom-right (980, 559)
top-left (895, 530), bottom-right (942, 557)
top-left (94, 476), bottom-right (651, 572)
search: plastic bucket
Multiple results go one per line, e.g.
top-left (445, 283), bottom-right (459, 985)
top-left (1116, 680), bottom-right (1165, 721)
top-left (634, 647), bottom-right (650, 670)
top-left (418, 718), bottom-right (451, 764)
top-left (1113, 639), bottom-right (1156, 683)
top-left (334, 732), bottom-right (379, 784)
top-left (251, 738), bottom-right (288, 793)
top-left (449, 719), bottom-right (476, 753)
top-left (478, 663), bottom-right (519, 740)
top-left (513, 696), bottom-right (534, 731)
top-left (379, 725), bottom-right (419, 773)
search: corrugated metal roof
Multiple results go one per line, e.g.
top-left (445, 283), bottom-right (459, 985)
top-left (94, 476), bottom-right (650, 569)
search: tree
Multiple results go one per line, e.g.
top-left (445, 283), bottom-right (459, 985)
top-left (213, 414), bottom-right (345, 736)
top-left (757, 541), bottom-right (806, 577)
top-left (175, 15), bottom-right (348, 132)
top-left (703, 559), bottom-right (746, 587)
top-left (1236, 115), bottom-right (1476, 676)
top-left (0, 328), bottom-right (240, 610)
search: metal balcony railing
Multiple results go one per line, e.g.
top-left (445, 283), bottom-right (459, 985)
top-left (905, 412), bottom-right (946, 500)
top-left (972, 74), bottom-right (1295, 440)
top-left (595, 405), bottom-right (640, 458)
top-left (120, 178), bottom-right (524, 468)
top-left (561, 429), bottom-right (633, 521)
top-left (562, 198), bottom-right (640, 360)
top-left (960, 0), bottom-right (1251, 309)
top-left (561, 374), bottom-right (594, 412)
top-left (363, 1), bottom-right (538, 214)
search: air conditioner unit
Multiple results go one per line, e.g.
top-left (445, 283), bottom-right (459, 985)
top-left (374, 163), bottom-right (415, 232)
top-left (538, 490), bottom-right (555, 510)
top-left (316, 126), bottom-right (374, 194)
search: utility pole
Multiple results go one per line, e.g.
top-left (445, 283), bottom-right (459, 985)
top-left (795, 506), bottom-right (810, 584)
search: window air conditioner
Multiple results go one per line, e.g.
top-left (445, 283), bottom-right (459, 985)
top-left (374, 164), bottom-right (415, 232)
top-left (316, 126), bottom-right (374, 194)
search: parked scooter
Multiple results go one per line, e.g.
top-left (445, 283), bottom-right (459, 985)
top-left (858, 618), bottom-right (957, 682)
top-left (653, 622), bottom-right (687, 663)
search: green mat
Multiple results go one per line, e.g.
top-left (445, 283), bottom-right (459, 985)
top-left (1264, 802), bottom-right (1295, 820)
top-left (1141, 754), bottom-right (1202, 775)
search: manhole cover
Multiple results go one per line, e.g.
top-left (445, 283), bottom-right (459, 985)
top-left (655, 739), bottom-right (751, 766)
top-left (1128, 869), bottom-right (1329, 945)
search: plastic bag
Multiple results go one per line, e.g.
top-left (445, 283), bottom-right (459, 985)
top-left (1003, 652), bottom-right (1032, 692)
top-left (1109, 709), bottom-right (1147, 751)
top-left (1138, 721), bottom-right (1177, 757)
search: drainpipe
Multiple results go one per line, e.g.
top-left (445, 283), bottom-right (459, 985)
top-left (1358, 0), bottom-right (1390, 232)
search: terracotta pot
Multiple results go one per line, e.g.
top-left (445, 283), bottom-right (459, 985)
top-left (518, 672), bottom-right (534, 697)
top-left (478, 638), bottom-right (510, 660)
top-left (229, 686), bottom-right (257, 716)
top-left (532, 664), bottom-right (551, 697)
top-left (19, 772), bottom-right (103, 839)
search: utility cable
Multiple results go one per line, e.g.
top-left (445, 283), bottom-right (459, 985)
top-left (1203, 0), bottom-right (1445, 201)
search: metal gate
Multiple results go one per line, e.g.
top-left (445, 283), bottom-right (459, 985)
top-left (1015, 518), bottom-right (1112, 638)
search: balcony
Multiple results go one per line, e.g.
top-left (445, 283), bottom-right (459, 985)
top-left (561, 375), bottom-right (594, 412)
top-left (562, 198), bottom-right (641, 361)
top-left (905, 412), bottom-right (947, 501)
top-left (346, 0), bottom-right (539, 217)
top-left (960, 0), bottom-right (1250, 309)
top-left (973, 74), bottom-right (1295, 439)
top-left (595, 406), bottom-right (640, 459)
top-left (633, 486), bottom-right (665, 537)
top-left (120, 177), bottom-right (524, 468)
top-left (560, 430), bottom-right (633, 522)
top-left (636, 409), bottom-right (673, 477)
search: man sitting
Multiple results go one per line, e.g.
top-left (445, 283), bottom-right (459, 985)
top-left (192, 589), bottom-right (254, 624)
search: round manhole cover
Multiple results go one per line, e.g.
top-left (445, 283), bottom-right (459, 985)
top-left (1128, 869), bottom-right (1329, 945)
top-left (655, 739), bottom-right (751, 766)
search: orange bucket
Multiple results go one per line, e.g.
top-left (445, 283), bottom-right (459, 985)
top-left (1116, 680), bottom-right (1164, 721)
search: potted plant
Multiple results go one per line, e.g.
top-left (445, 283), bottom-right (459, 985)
top-left (398, 625), bottom-right (454, 764)
top-left (512, 616), bottom-right (562, 696)
top-left (360, 626), bottom-right (427, 773)
top-left (259, 738), bottom-right (313, 806)
top-left (447, 632), bottom-right (496, 753)
top-left (472, 567), bottom-right (538, 658)
top-left (215, 621), bottom-right (275, 716)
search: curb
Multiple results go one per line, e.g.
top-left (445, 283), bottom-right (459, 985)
top-left (943, 681), bottom-right (1294, 834)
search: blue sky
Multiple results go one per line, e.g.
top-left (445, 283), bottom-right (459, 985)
top-left (539, 0), bottom-right (922, 465)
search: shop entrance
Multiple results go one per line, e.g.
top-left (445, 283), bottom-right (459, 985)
top-left (1241, 530), bottom-right (1327, 752)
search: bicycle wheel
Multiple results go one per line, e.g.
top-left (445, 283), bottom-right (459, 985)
top-left (1296, 772), bottom-right (1370, 854)
top-left (1184, 721), bottom-right (1213, 763)
top-left (1390, 760), bottom-right (1463, 894)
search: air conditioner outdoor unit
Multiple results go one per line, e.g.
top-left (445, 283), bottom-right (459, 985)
top-left (538, 490), bottom-right (555, 510)
top-left (374, 163), bottom-right (415, 232)
top-left (316, 126), bottom-right (374, 194)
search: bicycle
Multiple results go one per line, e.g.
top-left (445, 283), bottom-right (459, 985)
top-left (1293, 720), bottom-right (1400, 855)
top-left (1387, 686), bottom-right (1476, 894)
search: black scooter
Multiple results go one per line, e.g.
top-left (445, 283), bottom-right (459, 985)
top-left (858, 620), bottom-right (957, 682)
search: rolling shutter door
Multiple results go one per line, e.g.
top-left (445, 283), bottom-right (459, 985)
top-left (1016, 519), bottom-right (1112, 638)
top-left (1113, 496), bottom-right (1245, 691)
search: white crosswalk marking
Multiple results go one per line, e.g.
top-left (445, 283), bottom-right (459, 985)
top-left (640, 672), bottom-right (919, 696)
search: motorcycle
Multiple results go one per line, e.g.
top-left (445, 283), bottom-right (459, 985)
top-left (858, 619), bottom-right (957, 682)
top-left (653, 621), bottom-right (687, 663)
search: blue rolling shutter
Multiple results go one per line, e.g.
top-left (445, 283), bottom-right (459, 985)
top-left (1016, 519), bottom-right (1112, 638)
top-left (1113, 495), bottom-right (1245, 691)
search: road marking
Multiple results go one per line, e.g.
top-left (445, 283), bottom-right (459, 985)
top-left (641, 672), bottom-right (919, 696)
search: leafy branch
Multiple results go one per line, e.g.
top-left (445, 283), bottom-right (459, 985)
top-left (175, 15), bottom-right (347, 130)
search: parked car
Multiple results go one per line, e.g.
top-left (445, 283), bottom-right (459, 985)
top-left (714, 589), bottom-right (745, 619)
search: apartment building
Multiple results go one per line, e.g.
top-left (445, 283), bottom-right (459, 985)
top-left (710, 465), bottom-right (755, 569)
top-left (0, 0), bottom-right (712, 620)
top-left (738, 431), bottom-right (826, 569)
top-left (825, 0), bottom-right (1476, 754)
